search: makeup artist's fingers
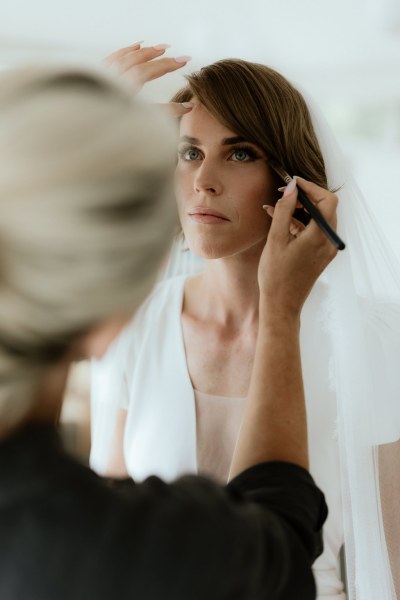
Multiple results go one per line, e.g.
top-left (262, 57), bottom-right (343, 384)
top-left (289, 219), bottom-right (306, 236)
top-left (266, 183), bottom-right (300, 244)
top-left (114, 45), bottom-right (172, 72)
top-left (104, 41), bottom-right (143, 66)
top-left (105, 45), bottom-right (170, 77)
top-left (265, 177), bottom-right (339, 265)
top-left (258, 182), bottom-right (339, 315)
top-left (263, 205), bottom-right (305, 237)
top-left (104, 43), bottom-right (191, 90)
top-left (132, 55), bottom-right (191, 85)
top-left (278, 186), bottom-right (303, 209)
top-left (295, 177), bottom-right (338, 230)
top-left (156, 102), bottom-right (194, 118)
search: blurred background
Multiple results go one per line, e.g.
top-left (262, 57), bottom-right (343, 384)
top-left (1, 0), bottom-right (399, 249)
top-left (1, 0), bottom-right (399, 460)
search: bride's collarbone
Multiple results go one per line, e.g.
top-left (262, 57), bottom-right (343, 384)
top-left (181, 317), bottom-right (256, 397)
top-left (182, 314), bottom-right (257, 355)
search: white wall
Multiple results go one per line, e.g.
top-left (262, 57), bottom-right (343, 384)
top-left (1, 0), bottom-right (400, 251)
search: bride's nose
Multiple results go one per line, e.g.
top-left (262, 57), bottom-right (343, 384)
top-left (194, 160), bottom-right (223, 195)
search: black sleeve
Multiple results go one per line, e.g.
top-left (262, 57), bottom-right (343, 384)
top-left (101, 461), bottom-right (327, 600)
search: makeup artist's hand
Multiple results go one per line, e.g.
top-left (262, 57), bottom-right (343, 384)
top-left (260, 177), bottom-right (338, 319)
top-left (104, 41), bottom-right (192, 117)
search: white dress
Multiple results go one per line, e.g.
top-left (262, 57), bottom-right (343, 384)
top-left (91, 274), bottom-right (346, 600)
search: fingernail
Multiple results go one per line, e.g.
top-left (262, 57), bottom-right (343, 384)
top-left (283, 177), bottom-right (297, 197)
top-left (174, 55), bottom-right (192, 63)
top-left (132, 40), bottom-right (144, 46)
top-left (181, 102), bottom-right (194, 109)
top-left (263, 205), bottom-right (274, 216)
top-left (277, 186), bottom-right (286, 192)
top-left (153, 44), bottom-right (171, 50)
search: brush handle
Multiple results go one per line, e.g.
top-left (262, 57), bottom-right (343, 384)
top-left (297, 188), bottom-right (346, 251)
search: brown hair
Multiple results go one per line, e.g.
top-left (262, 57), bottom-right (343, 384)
top-left (172, 58), bottom-right (327, 191)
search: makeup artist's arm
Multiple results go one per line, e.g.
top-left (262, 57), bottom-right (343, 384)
top-left (230, 178), bottom-right (338, 478)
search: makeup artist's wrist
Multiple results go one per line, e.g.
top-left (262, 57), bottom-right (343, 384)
top-left (259, 308), bottom-right (300, 335)
top-left (259, 298), bottom-right (301, 332)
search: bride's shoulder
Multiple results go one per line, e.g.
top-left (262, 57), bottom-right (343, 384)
top-left (109, 275), bottom-right (187, 364)
top-left (148, 274), bottom-right (187, 309)
top-left (128, 274), bottom-right (187, 328)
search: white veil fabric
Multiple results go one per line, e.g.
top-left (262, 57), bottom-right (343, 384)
top-left (90, 91), bottom-right (400, 599)
top-left (306, 94), bottom-right (400, 600)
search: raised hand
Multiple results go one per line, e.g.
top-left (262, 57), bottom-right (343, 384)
top-left (104, 41), bottom-right (192, 118)
top-left (260, 177), bottom-right (339, 319)
top-left (104, 41), bottom-right (192, 87)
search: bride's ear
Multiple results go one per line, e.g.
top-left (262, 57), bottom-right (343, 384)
top-left (76, 314), bottom-right (132, 360)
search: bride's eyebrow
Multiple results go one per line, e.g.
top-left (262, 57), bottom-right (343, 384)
top-left (179, 135), bottom-right (200, 144)
top-left (179, 135), bottom-right (250, 146)
top-left (222, 136), bottom-right (247, 145)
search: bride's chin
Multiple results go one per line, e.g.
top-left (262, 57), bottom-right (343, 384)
top-left (186, 239), bottom-right (237, 260)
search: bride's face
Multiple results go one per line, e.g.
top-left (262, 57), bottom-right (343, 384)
top-left (175, 102), bottom-right (277, 259)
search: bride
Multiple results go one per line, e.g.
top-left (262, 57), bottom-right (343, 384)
top-left (91, 45), bottom-right (400, 600)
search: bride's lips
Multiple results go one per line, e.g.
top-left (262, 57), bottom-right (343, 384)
top-left (188, 206), bottom-right (230, 224)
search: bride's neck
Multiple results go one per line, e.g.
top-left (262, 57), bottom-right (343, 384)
top-left (187, 256), bottom-right (261, 328)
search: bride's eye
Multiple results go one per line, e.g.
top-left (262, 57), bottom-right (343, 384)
top-left (186, 148), bottom-right (200, 160)
top-left (230, 147), bottom-right (259, 162)
top-left (233, 149), bottom-right (249, 161)
top-left (179, 146), bottom-right (202, 161)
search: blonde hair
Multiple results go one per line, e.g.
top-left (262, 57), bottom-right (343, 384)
top-left (0, 65), bottom-right (177, 428)
top-left (172, 59), bottom-right (328, 207)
